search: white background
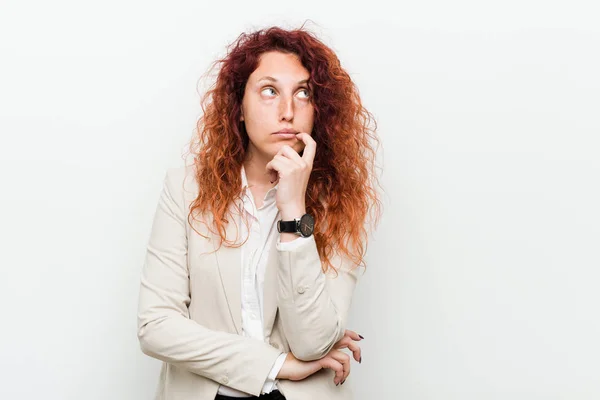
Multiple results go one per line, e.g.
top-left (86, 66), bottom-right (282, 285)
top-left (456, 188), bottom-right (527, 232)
top-left (1, 1), bottom-right (599, 399)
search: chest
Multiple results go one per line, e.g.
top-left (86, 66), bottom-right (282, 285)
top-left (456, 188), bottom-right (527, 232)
top-left (248, 186), bottom-right (270, 209)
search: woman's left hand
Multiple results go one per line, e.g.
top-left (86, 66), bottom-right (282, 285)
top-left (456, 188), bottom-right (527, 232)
top-left (265, 132), bottom-right (316, 218)
top-left (332, 329), bottom-right (363, 364)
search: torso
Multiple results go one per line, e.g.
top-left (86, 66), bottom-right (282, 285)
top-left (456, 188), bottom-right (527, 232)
top-left (248, 186), bottom-right (272, 210)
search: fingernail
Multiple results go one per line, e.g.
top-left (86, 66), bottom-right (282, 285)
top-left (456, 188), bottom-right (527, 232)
top-left (359, 334), bottom-right (364, 339)
top-left (341, 380), bottom-right (346, 385)
top-left (336, 382), bottom-right (339, 386)
top-left (359, 356), bottom-right (362, 364)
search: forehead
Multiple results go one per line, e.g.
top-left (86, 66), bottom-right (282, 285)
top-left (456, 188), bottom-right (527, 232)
top-left (249, 51), bottom-right (310, 83)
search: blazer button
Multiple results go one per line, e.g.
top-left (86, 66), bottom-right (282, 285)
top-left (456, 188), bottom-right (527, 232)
top-left (221, 376), bottom-right (229, 384)
top-left (297, 286), bottom-right (306, 294)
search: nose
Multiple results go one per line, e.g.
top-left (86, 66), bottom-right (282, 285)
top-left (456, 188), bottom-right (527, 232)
top-left (279, 95), bottom-right (294, 122)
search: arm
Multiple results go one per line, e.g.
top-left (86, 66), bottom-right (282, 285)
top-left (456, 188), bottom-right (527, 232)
top-left (275, 234), bottom-right (362, 361)
top-left (137, 167), bottom-right (282, 397)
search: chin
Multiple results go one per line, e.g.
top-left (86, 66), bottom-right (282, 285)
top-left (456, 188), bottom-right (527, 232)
top-left (253, 140), bottom-right (303, 158)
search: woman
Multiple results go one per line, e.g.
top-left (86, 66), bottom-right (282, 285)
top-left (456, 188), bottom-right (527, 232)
top-left (137, 25), bottom-right (382, 400)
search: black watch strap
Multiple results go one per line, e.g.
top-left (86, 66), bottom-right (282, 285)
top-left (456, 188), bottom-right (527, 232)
top-left (277, 213), bottom-right (315, 237)
top-left (277, 219), bottom-right (298, 233)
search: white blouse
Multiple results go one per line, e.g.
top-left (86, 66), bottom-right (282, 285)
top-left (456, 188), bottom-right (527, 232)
top-left (216, 165), bottom-right (311, 397)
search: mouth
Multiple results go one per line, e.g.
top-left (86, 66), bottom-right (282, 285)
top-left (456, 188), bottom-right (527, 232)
top-left (273, 129), bottom-right (298, 134)
top-left (273, 129), bottom-right (298, 139)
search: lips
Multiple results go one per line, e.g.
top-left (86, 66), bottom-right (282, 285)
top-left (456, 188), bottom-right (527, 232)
top-left (273, 129), bottom-right (298, 139)
top-left (273, 132), bottom-right (297, 139)
top-left (273, 129), bottom-right (298, 135)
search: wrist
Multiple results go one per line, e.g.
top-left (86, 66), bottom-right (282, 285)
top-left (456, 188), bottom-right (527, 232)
top-left (276, 353), bottom-right (295, 380)
top-left (280, 206), bottom-right (306, 221)
top-left (277, 352), bottom-right (320, 381)
top-left (281, 204), bottom-right (306, 221)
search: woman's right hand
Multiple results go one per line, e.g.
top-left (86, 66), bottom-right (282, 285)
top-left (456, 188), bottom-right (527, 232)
top-left (277, 350), bottom-right (350, 385)
top-left (276, 329), bottom-right (363, 385)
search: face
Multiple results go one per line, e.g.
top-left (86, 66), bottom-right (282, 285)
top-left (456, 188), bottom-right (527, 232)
top-left (240, 51), bottom-right (315, 160)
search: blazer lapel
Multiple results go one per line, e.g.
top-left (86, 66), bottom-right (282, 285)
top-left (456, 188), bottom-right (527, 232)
top-left (212, 200), bottom-right (243, 335)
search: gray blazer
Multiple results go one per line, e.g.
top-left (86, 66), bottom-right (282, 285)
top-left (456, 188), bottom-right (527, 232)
top-left (137, 165), bottom-right (361, 400)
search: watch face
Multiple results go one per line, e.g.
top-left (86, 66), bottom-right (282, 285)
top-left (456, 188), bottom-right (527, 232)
top-left (299, 214), bottom-right (315, 237)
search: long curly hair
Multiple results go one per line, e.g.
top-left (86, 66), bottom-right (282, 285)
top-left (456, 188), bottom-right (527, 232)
top-left (185, 25), bottom-right (383, 273)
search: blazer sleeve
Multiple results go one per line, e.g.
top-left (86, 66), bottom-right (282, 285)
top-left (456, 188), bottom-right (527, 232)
top-left (137, 167), bottom-right (282, 397)
top-left (275, 234), bottom-right (363, 361)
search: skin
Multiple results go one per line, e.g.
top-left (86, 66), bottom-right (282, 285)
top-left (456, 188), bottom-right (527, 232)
top-left (241, 50), bottom-right (314, 192)
top-left (240, 51), bottom-right (313, 234)
top-left (239, 51), bottom-right (363, 386)
top-left (278, 330), bottom-right (364, 386)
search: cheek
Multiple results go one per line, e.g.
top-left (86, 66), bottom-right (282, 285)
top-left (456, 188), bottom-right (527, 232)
top-left (246, 102), bottom-right (274, 123)
top-left (243, 105), bottom-right (261, 127)
top-left (301, 105), bottom-right (315, 128)
top-left (243, 105), bottom-right (274, 140)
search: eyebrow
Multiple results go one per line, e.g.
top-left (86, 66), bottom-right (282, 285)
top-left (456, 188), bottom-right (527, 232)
top-left (257, 76), bottom-right (309, 85)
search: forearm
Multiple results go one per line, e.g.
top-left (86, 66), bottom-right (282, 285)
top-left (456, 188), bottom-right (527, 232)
top-left (275, 234), bottom-right (359, 361)
top-left (277, 264), bottom-right (344, 360)
top-left (138, 311), bottom-right (282, 396)
top-left (138, 167), bottom-right (283, 396)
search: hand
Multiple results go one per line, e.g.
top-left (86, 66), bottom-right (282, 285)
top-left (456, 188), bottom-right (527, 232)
top-left (277, 329), bottom-right (364, 385)
top-left (265, 132), bottom-right (316, 217)
top-left (324, 329), bottom-right (364, 385)
top-left (276, 350), bottom-right (351, 386)
top-left (332, 329), bottom-right (363, 364)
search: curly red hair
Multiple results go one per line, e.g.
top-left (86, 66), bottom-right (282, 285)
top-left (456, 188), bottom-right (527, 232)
top-left (185, 25), bottom-right (383, 273)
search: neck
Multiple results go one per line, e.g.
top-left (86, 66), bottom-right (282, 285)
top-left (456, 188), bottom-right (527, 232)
top-left (243, 145), bottom-right (274, 188)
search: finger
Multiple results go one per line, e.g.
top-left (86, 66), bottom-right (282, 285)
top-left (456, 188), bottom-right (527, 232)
top-left (263, 166), bottom-right (278, 184)
top-left (320, 357), bottom-right (344, 384)
top-left (266, 144), bottom-right (307, 183)
top-left (345, 340), bottom-right (362, 363)
top-left (265, 156), bottom-right (294, 183)
top-left (333, 331), bottom-right (363, 351)
top-left (328, 350), bottom-right (351, 383)
top-left (279, 145), bottom-right (306, 167)
top-left (274, 154), bottom-right (297, 168)
top-left (266, 155), bottom-right (295, 174)
top-left (333, 335), bottom-right (351, 350)
top-left (344, 329), bottom-right (364, 342)
top-left (295, 132), bottom-right (316, 165)
top-left (265, 158), bottom-right (282, 183)
top-left (273, 154), bottom-right (296, 180)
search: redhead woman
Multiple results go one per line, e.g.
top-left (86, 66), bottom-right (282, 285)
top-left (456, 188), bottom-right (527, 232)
top-left (137, 25), bottom-right (382, 400)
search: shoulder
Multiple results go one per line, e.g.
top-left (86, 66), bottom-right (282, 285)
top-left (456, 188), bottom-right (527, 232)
top-left (164, 164), bottom-right (195, 182)
top-left (163, 164), bottom-right (199, 203)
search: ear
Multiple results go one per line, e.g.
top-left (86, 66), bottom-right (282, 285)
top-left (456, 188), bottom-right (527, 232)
top-left (240, 109), bottom-right (244, 121)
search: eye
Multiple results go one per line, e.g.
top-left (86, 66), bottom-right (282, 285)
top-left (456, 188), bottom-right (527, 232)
top-left (297, 88), bottom-right (310, 99)
top-left (261, 87), bottom-right (277, 96)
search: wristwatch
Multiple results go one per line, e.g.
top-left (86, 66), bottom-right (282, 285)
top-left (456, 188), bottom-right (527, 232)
top-left (277, 213), bottom-right (315, 238)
